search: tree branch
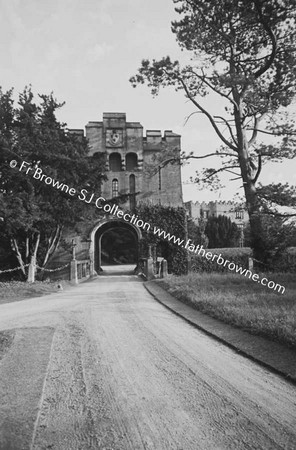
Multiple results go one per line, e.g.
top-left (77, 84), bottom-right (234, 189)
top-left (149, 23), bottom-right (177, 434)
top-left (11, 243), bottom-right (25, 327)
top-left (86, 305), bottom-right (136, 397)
top-left (248, 115), bottom-right (260, 147)
top-left (262, 210), bottom-right (296, 218)
top-left (177, 75), bottom-right (238, 152)
top-left (224, 169), bottom-right (242, 177)
top-left (252, 153), bottom-right (262, 183)
top-left (10, 238), bottom-right (26, 276)
top-left (188, 67), bottom-right (238, 109)
top-left (246, 128), bottom-right (296, 137)
top-left (213, 115), bottom-right (238, 145)
top-left (200, 165), bottom-right (240, 181)
top-left (253, 0), bottom-right (278, 78)
top-left (150, 151), bottom-right (238, 174)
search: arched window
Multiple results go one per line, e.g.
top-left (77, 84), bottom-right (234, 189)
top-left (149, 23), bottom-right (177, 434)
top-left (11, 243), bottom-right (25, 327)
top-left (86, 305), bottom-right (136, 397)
top-left (129, 174), bottom-right (136, 210)
top-left (109, 153), bottom-right (122, 171)
top-left (126, 153), bottom-right (138, 171)
top-left (112, 179), bottom-right (119, 198)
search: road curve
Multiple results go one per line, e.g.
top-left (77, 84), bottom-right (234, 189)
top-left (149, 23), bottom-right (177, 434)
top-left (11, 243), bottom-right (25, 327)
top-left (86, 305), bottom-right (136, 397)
top-left (0, 273), bottom-right (295, 449)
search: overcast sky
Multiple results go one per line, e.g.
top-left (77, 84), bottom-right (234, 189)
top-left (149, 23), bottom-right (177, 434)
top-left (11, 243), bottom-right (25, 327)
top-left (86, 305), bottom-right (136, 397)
top-left (1, 0), bottom-right (295, 202)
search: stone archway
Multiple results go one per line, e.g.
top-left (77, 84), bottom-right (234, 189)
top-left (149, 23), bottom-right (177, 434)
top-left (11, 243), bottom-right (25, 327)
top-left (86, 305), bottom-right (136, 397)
top-left (89, 218), bottom-right (142, 275)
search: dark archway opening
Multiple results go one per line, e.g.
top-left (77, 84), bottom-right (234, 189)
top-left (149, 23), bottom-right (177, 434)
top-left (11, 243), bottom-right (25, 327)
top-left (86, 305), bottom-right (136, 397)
top-left (94, 220), bottom-right (139, 272)
top-left (101, 228), bottom-right (137, 265)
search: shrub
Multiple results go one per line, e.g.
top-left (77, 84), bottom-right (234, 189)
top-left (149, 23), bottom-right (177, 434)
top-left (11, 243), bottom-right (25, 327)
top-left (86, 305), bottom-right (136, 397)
top-left (190, 247), bottom-right (251, 273)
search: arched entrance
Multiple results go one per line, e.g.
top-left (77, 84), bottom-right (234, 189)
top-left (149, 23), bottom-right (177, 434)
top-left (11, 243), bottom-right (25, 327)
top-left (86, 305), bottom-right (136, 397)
top-left (89, 219), bottom-right (141, 274)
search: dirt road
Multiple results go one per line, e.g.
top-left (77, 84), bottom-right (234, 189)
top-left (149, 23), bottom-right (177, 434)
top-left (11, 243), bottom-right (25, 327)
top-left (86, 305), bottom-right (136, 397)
top-left (0, 270), bottom-right (295, 449)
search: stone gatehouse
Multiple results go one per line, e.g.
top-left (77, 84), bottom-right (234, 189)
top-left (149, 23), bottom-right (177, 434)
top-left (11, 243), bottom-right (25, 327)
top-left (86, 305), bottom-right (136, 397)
top-left (50, 112), bottom-right (183, 276)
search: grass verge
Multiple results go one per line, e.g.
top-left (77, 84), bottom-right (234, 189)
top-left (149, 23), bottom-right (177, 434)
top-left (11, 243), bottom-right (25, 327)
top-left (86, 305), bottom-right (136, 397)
top-left (0, 280), bottom-right (69, 305)
top-left (157, 272), bottom-right (296, 349)
top-left (0, 330), bottom-right (15, 361)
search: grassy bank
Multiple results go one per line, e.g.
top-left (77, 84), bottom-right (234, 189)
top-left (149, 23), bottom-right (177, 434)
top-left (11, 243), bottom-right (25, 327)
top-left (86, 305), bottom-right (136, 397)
top-left (0, 280), bottom-right (67, 305)
top-left (157, 272), bottom-right (296, 349)
top-left (0, 330), bottom-right (15, 361)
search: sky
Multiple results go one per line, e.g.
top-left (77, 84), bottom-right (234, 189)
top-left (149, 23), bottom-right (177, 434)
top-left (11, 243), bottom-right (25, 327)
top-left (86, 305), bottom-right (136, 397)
top-left (1, 0), bottom-right (295, 203)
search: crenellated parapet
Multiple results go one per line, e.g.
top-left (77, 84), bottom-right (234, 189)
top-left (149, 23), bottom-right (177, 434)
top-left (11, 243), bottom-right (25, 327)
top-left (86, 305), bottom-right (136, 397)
top-left (68, 113), bottom-right (183, 209)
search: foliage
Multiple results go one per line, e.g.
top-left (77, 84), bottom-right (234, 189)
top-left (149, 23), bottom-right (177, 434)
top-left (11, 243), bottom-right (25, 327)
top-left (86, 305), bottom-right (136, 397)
top-left (187, 217), bottom-right (209, 247)
top-left (0, 86), bottom-right (106, 279)
top-left (205, 215), bottom-right (240, 248)
top-left (190, 247), bottom-right (251, 273)
top-left (136, 203), bottom-right (188, 274)
top-left (101, 228), bottom-right (137, 264)
top-left (247, 213), bottom-right (296, 267)
top-left (130, 0), bottom-right (296, 266)
top-left (257, 182), bottom-right (296, 207)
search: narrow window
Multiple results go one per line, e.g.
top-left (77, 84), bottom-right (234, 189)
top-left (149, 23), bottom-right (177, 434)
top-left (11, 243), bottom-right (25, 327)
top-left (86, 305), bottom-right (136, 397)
top-left (112, 179), bottom-right (119, 198)
top-left (158, 167), bottom-right (161, 190)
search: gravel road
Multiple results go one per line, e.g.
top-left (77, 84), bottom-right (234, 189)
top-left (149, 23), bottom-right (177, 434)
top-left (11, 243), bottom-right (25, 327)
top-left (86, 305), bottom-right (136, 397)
top-left (0, 270), bottom-right (295, 449)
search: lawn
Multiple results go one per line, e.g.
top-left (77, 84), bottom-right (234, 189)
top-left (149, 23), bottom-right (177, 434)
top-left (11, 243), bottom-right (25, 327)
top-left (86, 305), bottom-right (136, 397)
top-left (157, 272), bottom-right (296, 349)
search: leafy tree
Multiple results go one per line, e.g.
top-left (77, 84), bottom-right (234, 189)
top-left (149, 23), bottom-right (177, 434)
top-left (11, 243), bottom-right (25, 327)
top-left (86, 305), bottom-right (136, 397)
top-left (243, 214), bottom-right (296, 268)
top-left (0, 86), bottom-right (106, 281)
top-left (257, 182), bottom-right (296, 208)
top-left (187, 217), bottom-right (209, 247)
top-left (205, 215), bottom-right (240, 248)
top-left (130, 0), bottom-right (296, 263)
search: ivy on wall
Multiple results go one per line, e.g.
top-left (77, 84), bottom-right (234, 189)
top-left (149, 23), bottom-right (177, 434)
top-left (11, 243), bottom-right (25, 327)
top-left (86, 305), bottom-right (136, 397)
top-left (135, 204), bottom-right (188, 275)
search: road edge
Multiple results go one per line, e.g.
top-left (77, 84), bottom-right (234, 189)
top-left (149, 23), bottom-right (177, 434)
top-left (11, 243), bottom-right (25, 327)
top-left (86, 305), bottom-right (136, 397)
top-left (144, 281), bottom-right (296, 385)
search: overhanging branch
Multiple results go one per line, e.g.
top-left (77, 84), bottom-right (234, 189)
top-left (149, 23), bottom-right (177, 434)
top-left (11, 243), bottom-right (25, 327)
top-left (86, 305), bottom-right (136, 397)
top-left (200, 165), bottom-right (240, 182)
top-left (177, 75), bottom-right (238, 152)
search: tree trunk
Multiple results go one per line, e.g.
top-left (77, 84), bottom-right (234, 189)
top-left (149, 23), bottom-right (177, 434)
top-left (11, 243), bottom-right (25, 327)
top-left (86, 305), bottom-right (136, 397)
top-left (25, 236), bottom-right (29, 264)
top-left (10, 238), bottom-right (26, 277)
top-left (233, 96), bottom-right (266, 263)
top-left (42, 225), bottom-right (62, 268)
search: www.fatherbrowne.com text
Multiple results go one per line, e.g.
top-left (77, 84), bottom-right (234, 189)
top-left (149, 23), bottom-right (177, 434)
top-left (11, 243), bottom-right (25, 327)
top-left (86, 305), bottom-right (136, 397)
top-left (13, 159), bottom-right (285, 294)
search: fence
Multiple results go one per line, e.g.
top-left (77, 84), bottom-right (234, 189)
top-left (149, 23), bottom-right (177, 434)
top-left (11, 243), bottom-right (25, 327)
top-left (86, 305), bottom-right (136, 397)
top-left (0, 259), bottom-right (91, 284)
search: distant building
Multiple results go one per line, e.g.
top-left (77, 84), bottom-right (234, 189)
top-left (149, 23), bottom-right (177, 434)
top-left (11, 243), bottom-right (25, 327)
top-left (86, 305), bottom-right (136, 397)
top-left (185, 200), bottom-right (249, 247)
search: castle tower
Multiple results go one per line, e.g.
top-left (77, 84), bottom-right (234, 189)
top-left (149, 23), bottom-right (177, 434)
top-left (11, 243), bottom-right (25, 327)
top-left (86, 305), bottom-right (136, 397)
top-left (81, 112), bottom-right (183, 208)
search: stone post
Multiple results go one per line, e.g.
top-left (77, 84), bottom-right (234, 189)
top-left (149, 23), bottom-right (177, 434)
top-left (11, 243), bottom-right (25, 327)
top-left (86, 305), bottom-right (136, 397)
top-left (146, 257), bottom-right (155, 281)
top-left (70, 238), bottom-right (78, 284)
top-left (70, 260), bottom-right (78, 284)
top-left (27, 257), bottom-right (36, 283)
top-left (160, 259), bottom-right (168, 278)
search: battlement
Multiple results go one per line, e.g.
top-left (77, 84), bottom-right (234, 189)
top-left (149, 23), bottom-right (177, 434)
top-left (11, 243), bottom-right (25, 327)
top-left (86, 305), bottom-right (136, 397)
top-left (103, 112), bottom-right (126, 120)
top-left (67, 128), bottom-right (84, 136)
top-left (185, 200), bottom-right (249, 224)
top-left (189, 200), bottom-right (244, 208)
top-left (143, 129), bottom-right (181, 149)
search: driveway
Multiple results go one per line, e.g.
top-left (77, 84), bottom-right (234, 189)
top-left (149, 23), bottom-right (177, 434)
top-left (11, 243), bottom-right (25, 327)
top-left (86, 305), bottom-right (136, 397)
top-left (0, 272), bottom-right (295, 449)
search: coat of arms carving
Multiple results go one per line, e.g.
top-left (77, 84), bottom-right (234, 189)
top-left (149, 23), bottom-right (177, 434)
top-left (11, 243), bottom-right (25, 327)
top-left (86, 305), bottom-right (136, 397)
top-left (106, 129), bottom-right (123, 147)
